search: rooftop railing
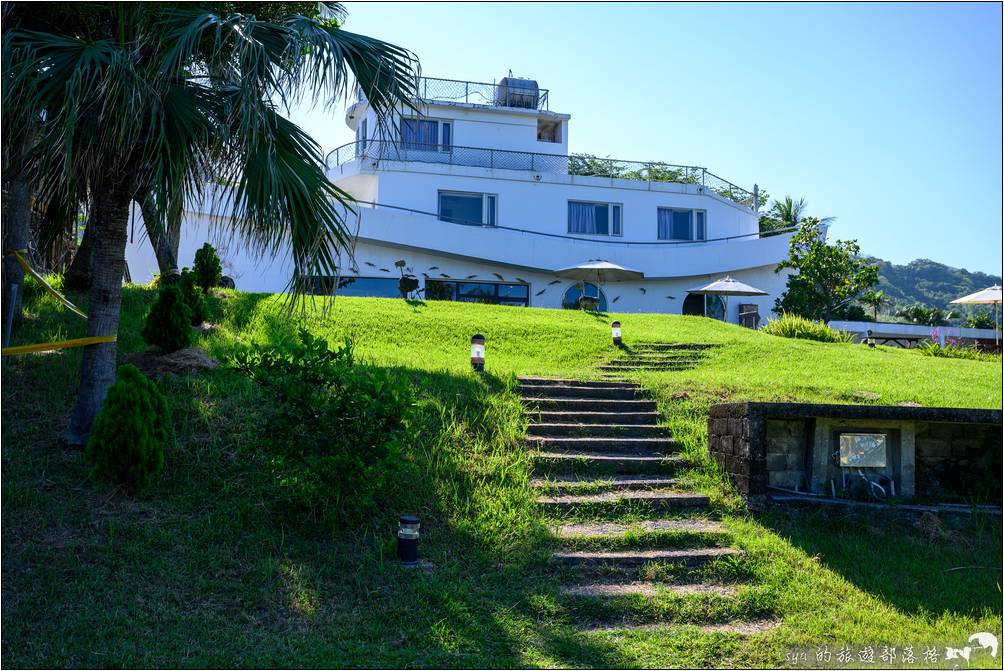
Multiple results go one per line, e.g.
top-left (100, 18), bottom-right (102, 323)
top-left (326, 140), bottom-right (757, 210)
top-left (358, 76), bottom-right (550, 111)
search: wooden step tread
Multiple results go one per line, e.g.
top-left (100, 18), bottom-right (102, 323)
top-left (537, 490), bottom-right (708, 506)
top-left (578, 618), bottom-right (780, 635)
top-left (551, 547), bottom-right (741, 566)
top-left (562, 582), bottom-right (737, 598)
top-left (531, 475), bottom-right (679, 490)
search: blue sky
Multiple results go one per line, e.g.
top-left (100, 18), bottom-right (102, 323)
top-left (292, 2), bottom-right (1003, 275)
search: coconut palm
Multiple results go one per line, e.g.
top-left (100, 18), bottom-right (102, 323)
top-left (860, 289), bottom-right (890, 321)
top-left (2, 3), bottom-right (419, 445)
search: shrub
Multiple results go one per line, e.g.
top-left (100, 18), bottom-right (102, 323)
top-left (179, 268), bottom-right (208, 325)
top-left (85, 364), bottom-right (169, 491)
top-left (916, 340), bottom-right (1000, 363)
top-left (20, 272), bottom-right (64, 305)
top-left (233, 329), bottom-right (415, 518)
top-left (141, 284), bottom-right (191, 352)
top-left (761, 312), bottom-right (855, 343)
top-left (193, 242), bottom-right (222, 293)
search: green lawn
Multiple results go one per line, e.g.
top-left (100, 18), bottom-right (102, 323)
top-left (2, 288), bottom-right (1001, 668)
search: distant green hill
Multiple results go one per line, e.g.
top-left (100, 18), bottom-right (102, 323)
top-left (868, 257), bottom-right (1001, 316)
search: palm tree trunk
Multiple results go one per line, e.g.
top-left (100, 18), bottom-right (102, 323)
top-left (63, 219), bottom-right (96, 292)
top-left (61, 180), bottom-right (133, 447)
top-left (1, 159), bottom-right (30, 347)
top-left (139, 191), bottom-right (179, 277)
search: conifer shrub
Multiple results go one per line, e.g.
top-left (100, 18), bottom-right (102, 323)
top-left (141, 284), bottom-right (191, 352)
top-left (233, 330), bottom-right (416, 519)
top-left (193, 242), bottom-right (222, 293)
top-left (180, 268), bottom-right (208, 325)
top-left (85, 364), bottom-right (169, 491)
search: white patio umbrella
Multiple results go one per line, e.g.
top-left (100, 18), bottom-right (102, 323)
top-left (554, 260), bottom-right (644, 310)
top-left (950, 285), bottom-right (1002, 347)
top-left (687, 276), bottom-right (768, 322)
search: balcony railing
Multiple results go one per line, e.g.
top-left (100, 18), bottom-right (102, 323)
top-left (358, 76), bottom-right (550, 111)
top-left (326, 140), bottom-right (757, 210)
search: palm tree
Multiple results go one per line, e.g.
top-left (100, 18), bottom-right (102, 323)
top-left (3, 3), bottom-right (419, 445)
top-left (859, 289), bottom-right (889, 321)
top-left (759, 196), bottom-right (835, 234)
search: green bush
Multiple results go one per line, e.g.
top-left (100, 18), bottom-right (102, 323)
top-left (761, 312), bottom-right (854, 343)
top-left (233, 329), bottom-right (416, 519)
top-left (180, 268), bottom-right (208, 325)
top-left (917, 340), bottom-right (1000, 363)
top-left (193, 242), bottom-right (222, 293)
top-left (85, 364), bottom-right (168, 491)
top-left (141, 284), bottom-right (191, 352)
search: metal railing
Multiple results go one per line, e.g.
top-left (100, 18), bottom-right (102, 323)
top-left (326, 140), bottom-right (757, 209)
top-left (358, 76), bottom-right (550, 111)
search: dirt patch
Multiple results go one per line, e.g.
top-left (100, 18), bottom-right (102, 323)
top-left (123, 346), bottom-right (220, 377)
top-left (897, 400), bottom-right (924, 407)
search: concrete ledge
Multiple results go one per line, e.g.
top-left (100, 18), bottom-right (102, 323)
top-left (709, 402), bottom-right (1002, 425)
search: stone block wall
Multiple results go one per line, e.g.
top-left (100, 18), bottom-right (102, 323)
top-left (915, 421), bottom-right (1002, 500)
top-left (707, 404), bottom-right (767, 511)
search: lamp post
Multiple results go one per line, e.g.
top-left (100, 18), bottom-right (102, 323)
top-left (397, 515), bottom-right (420, 567)
top-left (470, 334), bottom-right (485, 371)
top-left (611, 320), bottom-right (622, 346)
top-left (866, 329), bottom-right (875, 348)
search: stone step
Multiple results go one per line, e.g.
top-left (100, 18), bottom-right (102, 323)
top-left (604, 359), bottom-right (699, 367)
top-left (531, 474), bottom-right (680, 493)
top-left (527, 423), bottom-right (671, 438)
top-left (533, 451), bottom-right (686, 475)
top-left (537, 490), bottom-right (709, 512)
top-left (561, 582), bottom-right (737, 598)
top-left (517, 377), bottom-right (640, 389)
top-left (551, 518), bottom-right (727, 539)
top-left (551, 547), bottom-right (741, 568)
top-left (522, 398), bottom-right (658, 412)
top-left (577, 618), bottom-right (780, 636)
top-left (527, 436), bottom-right (679, 454)
top-left (518, 385), bottom-right (646, 400)
top-left (529, 411), bottom-right (662, 425)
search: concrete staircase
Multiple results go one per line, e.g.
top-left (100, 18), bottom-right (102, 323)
top-left (520, 375), bottom-right (773, 635)
top-left (599, 342), bottom-right (715, 374)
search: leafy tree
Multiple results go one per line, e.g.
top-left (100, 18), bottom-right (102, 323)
top-left (568, 153), bottom-right (623, 178)
top-left (896, 305), bottom-right (952, 326)
top-left (859, 289), bottom-right (890, 321)
top-left (774, 219), bottom-right (880, 322)
top-left (965, 310), bottom-right (998, 330)
top-left (180, 269), bottom-right (208, 325)
top-left (3, 2), bottom-right (418, 445)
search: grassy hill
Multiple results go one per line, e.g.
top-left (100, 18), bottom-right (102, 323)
top-left (870, 256), bottom-right (1002, 316)
top-left (2, 288), bottom-right (1001, 668)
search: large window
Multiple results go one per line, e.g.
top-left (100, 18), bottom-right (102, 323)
top-left (402, 118), bottom-right (452, 150)
top-left (438, 191), bottom-right (497, 226)
top-left (355, 118), bottom-right (368, 155)
top-left (562, 282), bottom-right (608, 311)
top-left (425, 280), bottom-right (529, 307)
top-left (682, 293), bottom-right (725, 320)
top-left (568, 201), bottom-right (623, 236)
top-left (658, 208), bottom-right (706, 241)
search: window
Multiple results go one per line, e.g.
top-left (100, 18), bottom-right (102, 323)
top-left (562, 282), bottom-right (608, 311)
top-left (682, 293), bottom-right (725, 320)
top-left (355, 118), bottom-right (368, 153)
top-left (425, 279), bottom-right (529, 307)
top-left (402, 118), bottom-right (451, 150)
top-left (658, 208), bottom-right (707, 241)
top-left (439, 191), bottom-right (497, 226)
top-left (568, 201), bottom-right (622, 236)
top-left (537, 118), bottom-right (560, 143)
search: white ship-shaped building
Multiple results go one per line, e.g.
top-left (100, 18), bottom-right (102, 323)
top-left (127, 74), bottom-right (796, 322)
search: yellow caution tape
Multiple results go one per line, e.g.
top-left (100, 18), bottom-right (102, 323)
top-left (2, 335), bottom-right (117, 356)
top-left (2, 248), bottom-right (116, 356)
top-left (6, 248), bottom-right (87, 319)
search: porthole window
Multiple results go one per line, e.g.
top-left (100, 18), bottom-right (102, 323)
top-left (562, 282), bottom-right (608, 311)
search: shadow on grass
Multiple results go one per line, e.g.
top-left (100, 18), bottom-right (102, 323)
top-left (760, 506), bottom-right (1003, 618)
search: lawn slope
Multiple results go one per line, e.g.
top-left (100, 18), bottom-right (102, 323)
top-left (2, 289), bottom-right (1001, 668)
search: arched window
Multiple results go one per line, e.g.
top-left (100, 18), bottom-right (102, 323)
top-left (562, 282), bottom-right (608, 311)
top-left (682, 293), bottom-right (726, 320)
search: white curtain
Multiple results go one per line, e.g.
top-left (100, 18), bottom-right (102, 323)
top-left (569, 202), bottom-right (597, 233)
